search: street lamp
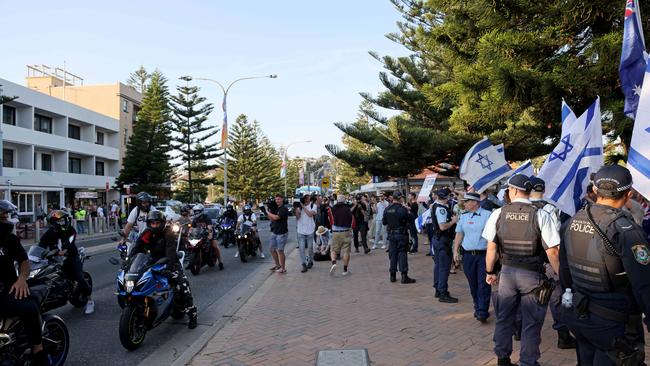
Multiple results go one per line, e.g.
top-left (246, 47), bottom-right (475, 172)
top-left (181, 74), bottom-right (277, 205)
top-left (282, 140), bottom-right (312, 198)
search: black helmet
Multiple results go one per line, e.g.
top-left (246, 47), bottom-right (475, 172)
top-left (243, 204), bottom-right (252, 214)
top-left (180, 204), bottom-right (192, 215)
top-left (136, 192), bottom-right (152, 212)
top-left (193, 204), bottom-right (205, 215)
top-left (226, 204), bottom-right (234, 211)
top-left (146, 210), bottom-right (166, 234)
top-left (48, 210), bottom-right (72, 232)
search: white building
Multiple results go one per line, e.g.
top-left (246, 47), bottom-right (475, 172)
top-left (0, 77), bottom-right (121, 220)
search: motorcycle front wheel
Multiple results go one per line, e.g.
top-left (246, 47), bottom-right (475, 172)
top-left (119, 306), bottom-right (147, 351)
top-left (42, 315), bottom-right (70, 366)
top-left (190, 251), bottom-right (202, 275)
top-left (238, 244), bottom-right (247, 263)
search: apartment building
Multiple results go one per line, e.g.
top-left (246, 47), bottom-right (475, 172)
top-left (0, 77), bottom-right (121, 220)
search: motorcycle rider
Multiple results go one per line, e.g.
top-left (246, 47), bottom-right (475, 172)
top-left (192, 204), bottom-right (224, 270)
top-left (0, 200), bottom-right (49, 365)
top-left (219, 204), bottom-right (238, 248)
top-left (38, 209), bottom-right (95, 315)
top-left (122, 192), bottom-right (157, 243)
top-left (235, 204), bottom-right (265, 258)
top-left (130, 211), bottom-right (198, 329)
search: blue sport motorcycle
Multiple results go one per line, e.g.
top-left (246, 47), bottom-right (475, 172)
top-left (113, 224), bottom-right (186, 350)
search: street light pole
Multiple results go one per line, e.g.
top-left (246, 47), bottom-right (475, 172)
top-left (182, 75), bottom-right (277, 205)
top-left (282, 140), bottom-right (311, 198)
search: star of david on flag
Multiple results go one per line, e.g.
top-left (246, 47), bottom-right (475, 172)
top-left (549, 135), bottom-right (574, 162)
top-left (459, 137), bottom-right (512, 193)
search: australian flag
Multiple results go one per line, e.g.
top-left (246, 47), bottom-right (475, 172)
top-left (620, 0), bottom-right (647, 119)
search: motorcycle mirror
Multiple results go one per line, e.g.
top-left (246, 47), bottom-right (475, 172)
top-left (108, 257), bottom-right (120, 265)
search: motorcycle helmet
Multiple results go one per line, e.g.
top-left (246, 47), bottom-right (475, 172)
top-left (146, 210), bottom-right (167, 234)
top-left (136, 192), bottom-right (152, 212)
top-left (243, 204), bottom-right (252, 215)
top-left (0, 200), bottom-right (18, 223)
top-left (226, 204), bottom-right (234, 211)
top-left (47, 210), bottom-right (72, 232)
top-left (180, 204), bottom-right (192, 215)
top-left (193, 203), bottom-right (205, 215)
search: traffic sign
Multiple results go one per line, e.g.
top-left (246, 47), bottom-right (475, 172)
top-left (321, 176), bottom-right (331, 189)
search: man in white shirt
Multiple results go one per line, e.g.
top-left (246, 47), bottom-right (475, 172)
top-left (235, 204), bottom-right (265, 258)
top-left (122, 192), bottom-right (157, 244)
top-left (372, 192), bottom-right (389, 249)
top-left (295, 195), bottom-right (317, 272)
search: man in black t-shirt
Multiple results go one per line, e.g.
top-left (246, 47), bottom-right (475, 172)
top-left (0, 200), bottom-right (48, 364)
top-left (351, 194), bottom-right (370, 254)
top-left (267, 194), bottom-right (289, 273)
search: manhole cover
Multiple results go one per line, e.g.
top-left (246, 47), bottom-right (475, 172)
top-left (316, 349), bottom-right (370, 366)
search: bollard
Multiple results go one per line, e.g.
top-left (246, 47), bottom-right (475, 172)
top-left (88, 218), bottom-right (94, 235)
top-left (34, 223), bottom-right (41, 244)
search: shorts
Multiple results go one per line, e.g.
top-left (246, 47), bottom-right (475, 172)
top-left (330, 230), bottom-right (351, 255)
top-left (269, 233), bottom-right (288, 251)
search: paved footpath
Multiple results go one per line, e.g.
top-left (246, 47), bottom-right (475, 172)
top-left (187, 238), bottom-right (648, 366)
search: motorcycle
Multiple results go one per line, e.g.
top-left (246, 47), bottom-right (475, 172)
top-left (186, 227), bottom-right (216, 275)
top-left (219, 218), bottom-right (236, 248)
top-left (112, 223), bottom-right (186, 350)
top-left (236, 224), bottom-right (258, 263)
top-left (27, 244), bottom-right (93, 313)
top-left (0, 285), bottom-right (70, 366)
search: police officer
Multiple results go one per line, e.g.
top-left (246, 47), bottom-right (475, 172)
top-left (560, 165), bottom-right (650, 365)
top-left (383, 190), bottom-right (416, 284)
top-left (431, 188), bottom-right (459, 303)
top-left (484, 174), bottom-right (561, 366)
top-left (529, 176), bottom-right (576, 350)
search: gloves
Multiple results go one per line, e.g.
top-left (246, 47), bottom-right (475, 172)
top-left (161, 269), bottom-right (180, 280)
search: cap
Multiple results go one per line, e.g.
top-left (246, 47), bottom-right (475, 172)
top-left (507, 174), bottom-right (532, 192)
top-left (530, 177), bottom-right (545, 193)
top-left (436, 188), bottom-right (450, 199)
top-left (593, 165), bottom-right (633, 197)
top-left (392, 190), bottom-right (403, 199)
top-left (461, 192), bottom-right (481, 202)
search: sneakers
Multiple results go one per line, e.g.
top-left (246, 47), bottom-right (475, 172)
top-left (329, 263), bottom-right (337, 275)
top-left (307, 260), bottom-right (314, 269)
top-left (84, 300), bottom-right (95, 315)
top-left (355, 248), bottom-right (360, 253)
top-left (260, 252), bottom-right (266, 259)
top-left (342, 270), bottom-right (350, 276)
top-left (218, 262), bottom-right (224, 270)
top-left (234, 251), bottom-right (239, 258)
top-left (364, 248), bottom-right (371, 254)
top-left (380, 245), bottom-right (386, 249)
top-left (371, 245), bottom-right (377, 250)
top-left (301, 263), bottom-right (308, 273)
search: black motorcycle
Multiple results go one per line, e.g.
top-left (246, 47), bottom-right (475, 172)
top-left (236, 224), bottom-right (258, 263)
top-left (27, 244), bottom-right (93, 313)
top-left (186, 227), bottom-right (216, 275)
top-left (0, 285), bottom-right (70, 366)
top-left (219, 217), bottom-right (236, 248)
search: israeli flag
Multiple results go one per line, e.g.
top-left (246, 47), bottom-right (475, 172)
top-left (629, 61), bottom-right (650, 200)
top-left (538, 97), bottom-right (603, 216)
top-left (496, 160), bottom-right (534, 201)
top-left (414, 209), bottom-right (431, 233)
top-left (561, 99), bottom-right (577, 135)
top-left (459, 137), bottom-right (512, 194)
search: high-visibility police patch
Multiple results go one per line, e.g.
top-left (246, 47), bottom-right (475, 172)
top-left (438, 208), bottom-right (446, 216)
top-left (631, 245), bottom-right (650, 265)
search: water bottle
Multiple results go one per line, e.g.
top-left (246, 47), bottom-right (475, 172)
top-left (561, 288), bottom-right (573, 309)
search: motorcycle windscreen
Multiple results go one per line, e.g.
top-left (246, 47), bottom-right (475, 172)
top-left (27, 245), bottom-right (48, 263)
top-left (240, 224), bottom-right (252, 235)
top-left (128, 253), bottom-right (151, 274)
top-left (188, 227), bottom-right (206, 240)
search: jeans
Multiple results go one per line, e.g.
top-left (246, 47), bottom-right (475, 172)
top-left (76, 220), bottom-right (86, 234)
top-left (373, 221), bottom-right (386, 247)
top-left (297, 233), bottom-right (314, 265)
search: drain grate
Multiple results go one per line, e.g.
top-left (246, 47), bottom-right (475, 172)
top-left (316, 349), bottom-right (370, 366)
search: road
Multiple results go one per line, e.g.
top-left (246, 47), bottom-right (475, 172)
top-left (44, 219), bottom-right (296, 366)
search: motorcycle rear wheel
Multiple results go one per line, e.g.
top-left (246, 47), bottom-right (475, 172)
top-left (119, 306), bottom-right (147, 351)
top-left (42, 315), bottom-right (70, 366)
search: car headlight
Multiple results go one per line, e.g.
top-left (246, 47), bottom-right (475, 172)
top-left (125, 280), bottom-right (135, 293)
top-left (189, 239), bottom-right (200, 247)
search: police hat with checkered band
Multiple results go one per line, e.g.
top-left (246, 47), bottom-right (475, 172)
top-left (507, 174), bottom-right (533, 192)
top-left (593, 165), bottom-right (633, 197)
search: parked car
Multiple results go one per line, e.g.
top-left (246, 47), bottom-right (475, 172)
top-left (155, 205), bottom-right (181, 222)
top-left (204, 207), bottom-right (221, 227)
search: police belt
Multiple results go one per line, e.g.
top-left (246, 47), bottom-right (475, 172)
top-left (587, 301), bottom-right (641, 324)
top-left (387, 228), bottom-right (407, 235)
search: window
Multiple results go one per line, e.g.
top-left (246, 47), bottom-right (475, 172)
top-left (41, 154), bottom-right (52, 171)
top-left (96, 131), bottom-right (104, 145)
top-left (2, 105), bottom-right (16, 125)
top-left (95, 161), bottom-right (105, 176)
top-left (34, 114), bottom-right (52, 134)
top-left (122, 99), bottom-right (129, 113)
top-left (69, 158), bottom-right (81, 174)
top-left (68, 124), bottom-right (81, 140)
top-left (2, 149), bottom-right (13, 168)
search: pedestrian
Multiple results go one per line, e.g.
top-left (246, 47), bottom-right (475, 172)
top-left (529, 177), bottom-right (576, 349)
top-left (431, 188), bottom-right (459, 303)
top-left (295, 194), bottom-right (317, 273)
top-left (34, 203), bottom-right (45, 228)
top-left (75, 206), bottom-right (87, 234)
top-left (327, 194), bottom-right (354, 276)
top-left (372, 192), bottom-right (389, 249)
top-left (452, 192), bottom-right (491, 322)
top-left (560, 165), bottom-right (650, 365)
top-left (267, 194), bottom-right (289, 274)
top-left (97, 205), bottom-right (105, 233)
top-left (408, 193), bottom-right (419, 253)
top-left (317, 196), bottom-right (331, 244)
top-left (383, 190), bottom-right (416, 284)
top-left (313, 225), bottom-right (331, 261)
top-left (351, 194), bottom-right (371, 254)
top-left (484, 174), bottom-right (561, 366)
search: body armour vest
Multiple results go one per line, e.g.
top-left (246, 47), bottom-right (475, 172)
top-left (431, 203), bottom-right (455, 240)
top-left (531, 200), bottom-right (548, 210)
top-left (496, 202), bottom-right (545, 271)
top-left (564, 204), bottom-right (629, 294)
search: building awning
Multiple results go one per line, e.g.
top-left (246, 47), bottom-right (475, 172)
top-left (0, 172), bottom-right (64, 191)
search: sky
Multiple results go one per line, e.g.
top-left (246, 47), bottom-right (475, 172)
top-left (0, 1), bottom-right (407, 158)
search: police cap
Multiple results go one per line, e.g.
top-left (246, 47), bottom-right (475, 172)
top-left (392, 190), bottom-right (403, 199)
top-left (461, 192), bottom-right (481, 201)
top-left (436, 188), bottom-right (450, 200)
top-left (594, 165), bottom-right (633, 197)
top-left (530, 177), bottom-right (545, 193)
top-left (508, 174), bottom-right (532, 192)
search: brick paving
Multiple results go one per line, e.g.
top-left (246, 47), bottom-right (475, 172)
top-left (188, 235), bottom-right (643, 366)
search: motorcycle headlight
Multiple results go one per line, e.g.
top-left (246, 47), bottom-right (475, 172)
top-left (125, 280), bottom-right (135, 293)
top-left (244, 234), bottom-right (248, 238)
top-left (172, 224), bottom-right (181, 233)
top-left (189, 239), bottom-right (200, 247)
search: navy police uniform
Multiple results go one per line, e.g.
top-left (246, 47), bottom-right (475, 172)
top-left (383, 191), bottom-right (415, 284)
top-left (560, 165), bottom-right (650, 365)
top-left (431, 188), bottom-right (458, 303)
